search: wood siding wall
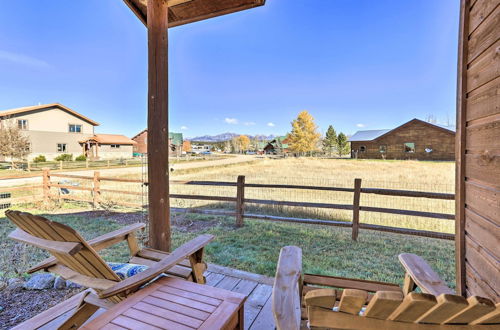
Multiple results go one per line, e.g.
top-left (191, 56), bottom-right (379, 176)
top-left (456, 0), bottom-right (499, 302)
top-left (132, 131), bottom-right (148, 154)
top-left (351, 121), bottom-right (455, 160)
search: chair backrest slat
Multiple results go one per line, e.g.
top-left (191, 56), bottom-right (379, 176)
top-left (338, 289), bottom-right (368, 315)
top-left (443, 296), bottom-right (496, 324)
top-left (470, 303), bottom-right (500, 325)
top-left (6, 211), bottom-right (120, 283)
top-left (388, 292), bottom-right (437, 322)
top-left (416, 294), bottom-right (469, 324)
top-left (363, 291), bottom-right (403, 319)
top-left (6, 211), bottom-right (89, 276)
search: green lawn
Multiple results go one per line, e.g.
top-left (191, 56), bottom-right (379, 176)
top-left (0, 205), bottom-right (455, 289)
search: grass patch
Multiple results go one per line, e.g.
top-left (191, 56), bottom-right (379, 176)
top-left (0, 206), bottom-right (455, 290)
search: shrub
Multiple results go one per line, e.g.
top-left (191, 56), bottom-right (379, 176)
top-left (75, 155), bottom-right (86, 161)
top-left (32, 155), bottom-right (46, 163)
top-left (54, 154), bottom-right (73, 161)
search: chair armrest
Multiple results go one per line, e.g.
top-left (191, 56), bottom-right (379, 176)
top-left (398, 253), bottom-right (454, 295)
top-left (9, 228), bottom-right (83, 256)
top-left (272, 246), bottom-right (302, 330)
top-left (89, 223), bottom-right (146, 251)
top-left (27, 223), bottom-right (146, 273)
top-left (99, 234), bottom-right (214, 299)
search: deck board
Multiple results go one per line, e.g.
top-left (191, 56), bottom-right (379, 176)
top-left (14, 263), bottom-right (275, 330)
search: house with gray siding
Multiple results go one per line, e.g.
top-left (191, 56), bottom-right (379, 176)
top-left (0, 103), bottom-right (135, 160)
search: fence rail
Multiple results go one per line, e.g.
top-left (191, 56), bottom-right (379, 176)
top-left (3, 169), bottom-right (456, 241)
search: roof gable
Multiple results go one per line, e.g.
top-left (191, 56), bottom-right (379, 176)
top-left (81, 134), bottom-right (136, 145)
top-left (349, 119), bottom-right (455, 142)
top-left (0, 103), bottom-right (99, 126)
top-left (375, 119), bottom-right (455, 140)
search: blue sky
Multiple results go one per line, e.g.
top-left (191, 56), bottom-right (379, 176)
top-left (0, 0), bottom-right (460, 138)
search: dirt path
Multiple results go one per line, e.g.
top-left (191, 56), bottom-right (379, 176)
top-left (0, 155), bottom-right (259, 187)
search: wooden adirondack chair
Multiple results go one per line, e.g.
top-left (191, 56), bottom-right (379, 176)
top-left (6, 210), bottom-right (214, 329)
top-left (272, 246), bottom-right (499, 330)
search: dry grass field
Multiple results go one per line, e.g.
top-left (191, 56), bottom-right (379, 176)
top-left (171, 158), bottom-right (455, 233)
top-left (49, 157), bottom-right (456, 234)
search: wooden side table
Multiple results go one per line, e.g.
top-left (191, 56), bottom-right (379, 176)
top-left (82, 277), bottom-right (246, 330)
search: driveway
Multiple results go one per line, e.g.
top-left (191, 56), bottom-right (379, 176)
top-left (0, 155), bottom-right (258, 188)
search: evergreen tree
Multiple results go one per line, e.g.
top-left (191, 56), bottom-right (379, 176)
top-left (288, 110), bottom-right (321, 156)
top-left (322, 125), bottom-right (337, 155)
top-left (336, 132), bottom-right (350, 157)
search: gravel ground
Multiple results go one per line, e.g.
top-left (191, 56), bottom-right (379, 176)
top-left (0, 287), bottom-right (82, 329)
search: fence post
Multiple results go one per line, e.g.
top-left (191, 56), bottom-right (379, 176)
top-left (27, 161), bottom-right (31, 172)
top-left (236, 175), bottom-right (245, 227)
top-left (86, 159), bottom-right (89, 168)
top-left (352, 178), bottom-right (362, 241)
top-left (43, 169), bottom-right (50, 204)
top-left (59, 161), bottom-right (63, 170)
top-left (93, 171), bottom-right (101, 208)
top-left (107, 160), bottom-right (110, 167)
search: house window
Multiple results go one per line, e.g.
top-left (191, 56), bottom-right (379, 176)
top-left (359, 146), bottom-right (366, 152)
top-left (18, 119), bottom-right (28, 130)
top-left (57, 143), bottom-right (67, 152)
top-left (69, 124), bottom-right (82, 133)
top-left (404, 142), bottom-right (415, 153)
top-left (379, 145), bottom-right (387, 153)
top-left (110, 144), bottom-right (120, 148)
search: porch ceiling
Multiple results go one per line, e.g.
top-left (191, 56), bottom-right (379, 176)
top-left (124, 0), bottom-right (265, 27)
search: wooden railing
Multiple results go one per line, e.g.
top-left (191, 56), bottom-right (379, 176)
top-left (34, 170), bottom-right (456, 240)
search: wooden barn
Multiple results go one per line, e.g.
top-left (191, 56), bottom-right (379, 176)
top-left (349, 119), bottom-right (455, 160)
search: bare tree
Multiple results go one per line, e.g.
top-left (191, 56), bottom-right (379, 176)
top-left (0, 120), bottom-right (31, 168)
top-left (425, 114), bottom-right (438, 124)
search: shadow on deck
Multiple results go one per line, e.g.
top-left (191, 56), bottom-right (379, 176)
top-left (14, 263), bottom-right (275, 330)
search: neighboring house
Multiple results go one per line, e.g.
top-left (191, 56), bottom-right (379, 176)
top-left (255, 141), bottom-right (267, 153)
top-left (263, 136), bottom-right (290, 154)
top-left (0, 103), bottom-right (135, 161)
top-left (0, 103), bottom-right (97, 161)
top-left (131, 129), bottom-right (183, 156)
top-left (349, 119), bottom-right (455, 160)
top-left (79, 134), bottom-right (136, 159)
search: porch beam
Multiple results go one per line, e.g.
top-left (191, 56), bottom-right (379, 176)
top-left (147, 0), bottom-right (171, 251)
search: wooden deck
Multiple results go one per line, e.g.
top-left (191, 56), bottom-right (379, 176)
top-left (16, 263), bottom-right (275, 330)
top-left (204, 264), bottom-right (275, 330)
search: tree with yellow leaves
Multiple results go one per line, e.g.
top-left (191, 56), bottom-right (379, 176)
top-left (182, 140), bottom-right (192, 152)
top-left (237, 135), bottom-right (250, 152)
top-left (288, 110), bottom-right (321, 155)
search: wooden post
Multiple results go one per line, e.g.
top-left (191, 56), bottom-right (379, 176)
top-left (43, 169), bottom-right (50, 203)
top-left (107, 160), bottom-right (110, 168)
top-left (59, 161), bottom-right (63, 170)
top-left (352, 178), bottom-right (362, 241)
top-left (93, 171), bottom-right (100, 208)
top-left (27, 161), bottom-right (31, 172)
top-left (236, 175), bottom-right (245, 227)
top-left (86, 159), bottom-right (89, 168)
top-left (147, 0), bottom-right (171, 251)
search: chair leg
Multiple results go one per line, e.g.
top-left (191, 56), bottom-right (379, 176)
top-left (189, 248), bottom-right (207, 284)
top-left (58, 296), bottom-right (99, 330)
top-left (402, 272), bottom-right (417, 296)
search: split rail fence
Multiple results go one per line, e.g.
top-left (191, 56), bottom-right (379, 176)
top-left (4, 170), bottom-right (455, 241)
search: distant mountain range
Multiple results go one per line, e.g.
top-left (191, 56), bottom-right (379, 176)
top-left (188, 133), bottom-right (276, 142)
